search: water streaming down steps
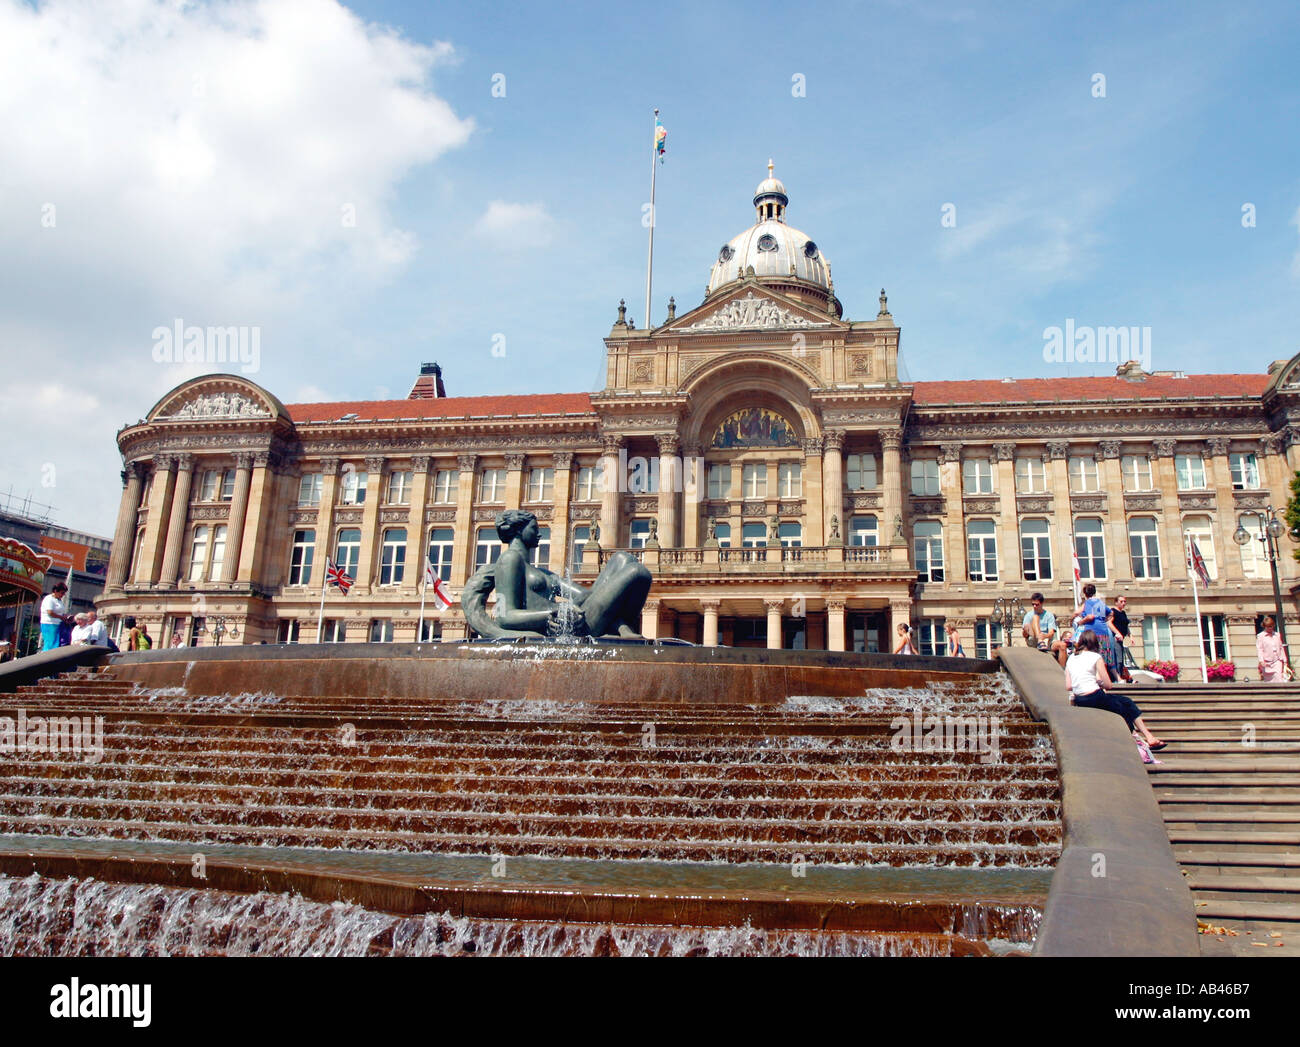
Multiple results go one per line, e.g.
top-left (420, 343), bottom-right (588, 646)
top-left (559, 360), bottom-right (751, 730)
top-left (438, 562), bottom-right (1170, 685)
top-left (0, 659), bottom-right (1062, 956)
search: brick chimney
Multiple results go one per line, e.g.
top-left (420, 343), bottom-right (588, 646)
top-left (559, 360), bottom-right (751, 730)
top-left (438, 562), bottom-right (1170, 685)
top-left (409, 362), bottom-right (446, 399)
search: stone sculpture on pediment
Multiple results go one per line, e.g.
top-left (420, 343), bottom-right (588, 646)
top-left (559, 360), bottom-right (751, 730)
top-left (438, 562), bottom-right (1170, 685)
top-left (683, 291), bottom-right (830, 331)
top-left (166, 391), bottom-right (271, 420)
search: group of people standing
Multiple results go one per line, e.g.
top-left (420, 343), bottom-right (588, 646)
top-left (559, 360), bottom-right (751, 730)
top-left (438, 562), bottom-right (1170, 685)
top-left (36, 584), bottom-right (154, 653)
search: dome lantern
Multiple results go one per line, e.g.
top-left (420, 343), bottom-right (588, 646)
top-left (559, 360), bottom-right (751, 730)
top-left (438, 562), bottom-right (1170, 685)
top-left (753, 159), bottom-right (788, 223)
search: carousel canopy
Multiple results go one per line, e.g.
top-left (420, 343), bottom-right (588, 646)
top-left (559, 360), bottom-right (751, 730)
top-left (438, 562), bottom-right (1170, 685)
top-left (0, 536), bottom-right (54, 607)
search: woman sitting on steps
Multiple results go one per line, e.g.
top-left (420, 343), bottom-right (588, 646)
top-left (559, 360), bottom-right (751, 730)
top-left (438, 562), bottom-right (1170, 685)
top-left (1065, 630), bottom-right (1165, 752)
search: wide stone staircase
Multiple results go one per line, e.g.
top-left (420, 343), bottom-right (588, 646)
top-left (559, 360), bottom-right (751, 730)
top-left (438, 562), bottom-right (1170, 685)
top-left (1141, 681), bottom-right (1300, 956)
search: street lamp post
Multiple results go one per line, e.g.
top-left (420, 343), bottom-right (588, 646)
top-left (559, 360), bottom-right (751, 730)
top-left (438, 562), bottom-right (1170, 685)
top-left (991, 596), bottom-right (1025, 647)
top-left (1233, 506), bottom-right (1292, 665)
top-left (207, 616), bottom-right (240, 648)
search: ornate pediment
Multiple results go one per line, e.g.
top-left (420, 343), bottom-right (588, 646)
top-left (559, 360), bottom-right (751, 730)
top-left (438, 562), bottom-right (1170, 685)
top-left (679, 291), bottom-right (833, 332)
top-left (161, 391), bottom-right (271, 420)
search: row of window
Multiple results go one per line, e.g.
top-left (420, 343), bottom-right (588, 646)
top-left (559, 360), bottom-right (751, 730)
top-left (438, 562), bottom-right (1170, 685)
top-left (907, 614), bottom-right (1232, 661)
top-left (913, 515), bottom-right (1262, 584)
top-left (911, 452), bottom-right (1262, 497)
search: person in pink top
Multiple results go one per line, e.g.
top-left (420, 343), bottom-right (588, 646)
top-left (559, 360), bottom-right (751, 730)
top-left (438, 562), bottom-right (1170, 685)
top-left (1256, 616), bottom-right (1289, 682)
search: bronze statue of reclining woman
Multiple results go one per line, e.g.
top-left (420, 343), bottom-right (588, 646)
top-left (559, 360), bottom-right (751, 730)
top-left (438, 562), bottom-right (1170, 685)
top-left (462, 509), bottom-right (653, 639)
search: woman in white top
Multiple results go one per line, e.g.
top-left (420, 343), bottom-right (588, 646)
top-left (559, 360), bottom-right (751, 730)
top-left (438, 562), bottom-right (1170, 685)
top-left (1066, 631), bottom-right (1164, 750)
top-left (894, 622), bottom-right (915, 655)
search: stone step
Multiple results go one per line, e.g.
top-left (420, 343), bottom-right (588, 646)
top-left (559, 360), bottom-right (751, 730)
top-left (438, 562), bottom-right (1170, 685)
top-left (1166, 829), bottom-right (1300, 849)
top-left (1176, 849), bottom-right (1300, 869)
top-left (1187, 874), bottom-right (1300, 894)
top-left (1191, 899), bottom-right (1300, 924)
top-left (1153, 790), bottom-right (1300, 804)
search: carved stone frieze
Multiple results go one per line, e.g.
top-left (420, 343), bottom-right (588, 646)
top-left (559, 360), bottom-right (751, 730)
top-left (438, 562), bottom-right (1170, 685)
top-left (993, 442), bottom-right (1016, 461)
top-left (741, 500), bottom-right (767, 517)
top-left (599, 416), bottom-right (678, 432)
top-left (473, 507), bottom-right (499, 522)
top-left (910, 497), bottom-right (944, 515)
top-left (411, 455), bottom-right (431, 473)
top-left (1153, 438), bottom-right (1176, 458)
top-left (288, 509), bottom-right (318, 525)
top-left (1099, 440), bottom-right (1122, 459)
top-left (529, 506), bottom-right (554, 521)
top-left (1070, 495), bottom-right (1106, 513)
top-left (553, 451), bottom-right (574, 470)
top-left (939, 443), bottom-right (962, 464)
top-left (914, 418), bottom-right (1263, 442)
top-left (1046, 441), bottom-right (1069, 460)
top-left (425, 509), bottom-right (457, 523)
top-left (162, 392), bottom-right (271, 420)
top-left (963, 497), bottom-right (1000, 514)
top-left (504, 453), bottom-right (526, 471)
top-left (706, 502), bottom-right (730, 518)
top-left (1166, 615), bottom-right (1196, 627)
top-left (819, 409), bottom-right (900, 426)
top-left (632, 497), bottom-right (658, 513)
top-left (1207, 436), bottom-right (1231, 456)
top-left (1232, 491), bottom-right (1269, 510)
top-left (847, 351), bottom-right (874, 377)
top-left (1016, 496), bottom-right (1052, 514)
top-left (849, 494), bottom-right (881, 510)
top-left (778, 500), bottom-right (805, 515)
top-left (630, 358), bottom-right (655, 384)
top-left (190, 505), bottom-right (231, 521)
top-left (683, 291), bottom-right (832, 331)
top-left (334, 508), bottom-right (363, 525)
top-left (456, 454), bottom-right (478, 471)
top-left (379, 509), bottom-right (409, 524)
top-left (568, 504), bottom-right (601, 521)
top-left (1178, 493), bottom-right (1217, 511)
top-left (1123, 493), bottom-right (1162, 512)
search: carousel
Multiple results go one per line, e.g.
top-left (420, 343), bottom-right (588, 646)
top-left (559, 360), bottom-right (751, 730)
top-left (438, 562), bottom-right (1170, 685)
top-left (0, 536), bottom-right (54, 659)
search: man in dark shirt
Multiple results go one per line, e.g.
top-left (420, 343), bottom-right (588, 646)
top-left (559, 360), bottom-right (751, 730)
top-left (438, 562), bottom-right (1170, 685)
top-left (1110, 595), bottom-right (1133, 682)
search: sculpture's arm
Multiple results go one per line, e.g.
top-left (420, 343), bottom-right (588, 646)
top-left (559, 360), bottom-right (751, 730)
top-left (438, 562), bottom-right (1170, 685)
top-left (493, 549), bottom-right (554, 631)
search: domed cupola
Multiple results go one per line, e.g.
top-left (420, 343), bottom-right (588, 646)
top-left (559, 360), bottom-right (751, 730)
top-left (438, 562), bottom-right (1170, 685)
top-left (706, 162), bottom-right (841, 317)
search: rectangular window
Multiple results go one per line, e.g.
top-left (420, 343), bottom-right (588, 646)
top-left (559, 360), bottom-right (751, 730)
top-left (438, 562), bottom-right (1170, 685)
top-left (916, 618), bottom-right (945, 658)
top-left (298, 474), bottom-right (322, 506)
top-left (475, 527), bottom-right (500, 568)
top-left (188, 526), bottom-right (209, 582)
top-left (379, 527), bottom-right (406, 586)
top-left (334, 528), bottom-right (362, 579)
top-left (975, 621), bottom-right (1004, 659)
top-left (288, 529), bottom-right (315, 586)
top-left (778, 522), bottom-right (802, 548)
top-left (1014, 457), bottom-right (1047, 494)
top-left (708, 464), bottom-right (731, 500)
top-left (910, 459), bottom-right (940, 496)
top-left (527, 467), bottom-right (554, 503)
top-left (368, 619), bottom-right (394, 643)
top-left (1020, 519), bottom-right (1052, 582)
top-left (340, 469), bottom-right (368, 505)
top-left (850, 515), bottom-right (878, 547)
top-left (962, 458), bottom-right (994, 495)
top-left (1128, 516), bottom-right (1161, 579)
top-left (433, 470), bottom-right (458, 504)
top-left (1200, 614), bottom-right (1229, 661)
top-left (741, 522), bottom-right (767, 548)
top-left (967, 520), bottom-right (998, 582)
top-left (574, 466), bottom-right (598, 501)
top-left (1175, 455), bottom-right (1205, 490)
top-left (1074, 518), bottom-right (1107, 580)
top-left (426, 527), bottom-right (454, 582)
top-left (277, 619), bottom-right (301, 644)
top-left (478, 469), bottom-right (506, 503)
top-left (1230, 453), bottom-right (1260, 490)
top-left (419, 620), bottom-right (443, 642)
top-left (220, 469), bottom-right (236, 501)
top-left (1121, 455), bottom-right (1153, 492)
top-left (386, 470), bottom-right (412, 505)
top-left (1068, 456), bottom-right (1099, 493)
top-left (1142, 615), bottom-right (1174, 661)
top-left (742, 463), bottom-right (767, 499)
top-left (570, 525), bottom-right (589, 571)
top-left (528, 526), bottom-right (551, 567)
top-left (209, 525), bottom-right (227, 580)
top-left (778, 462), bottom-right (802, 498)
top-left (629, 519), bottom-right (652, 549)
top-left (320, 619), bottom-right (346, 643)
top-left (199, 470), bottom-right (218, 501)
top-left (1182, 515), bottom-right (1218, 581)
top-left (713, 522), bottom-right (731, 548)
top-left (914, 521), bottom-right (944, 582)
top-left (846, 454), bottom-right (877, 491)
top-left (1239, 532), bottom-right (1267, 579)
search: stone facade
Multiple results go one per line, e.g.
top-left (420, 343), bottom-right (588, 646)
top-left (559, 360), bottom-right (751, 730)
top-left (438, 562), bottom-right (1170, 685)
top-left (97, 172), bottom-right (1300, 671)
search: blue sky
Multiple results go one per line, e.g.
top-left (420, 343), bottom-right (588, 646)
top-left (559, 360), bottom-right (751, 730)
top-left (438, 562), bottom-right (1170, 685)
top-left (1, 0), bottom-right (1298, 534)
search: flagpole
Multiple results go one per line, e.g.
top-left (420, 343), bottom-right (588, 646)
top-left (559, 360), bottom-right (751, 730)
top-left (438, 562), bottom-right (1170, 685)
top-left (643, 107), bottom-right (659, 334)
top-left (1185, 531), bottom-right (1208, 683)
top-left (417, 570), bottom-right (428, 645)
top-left (315, 561), bottom-right (328, 644)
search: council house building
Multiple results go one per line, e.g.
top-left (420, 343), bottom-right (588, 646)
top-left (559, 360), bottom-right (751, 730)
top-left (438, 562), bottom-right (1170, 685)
top-left (98, 168), bottom-right (1300, 669)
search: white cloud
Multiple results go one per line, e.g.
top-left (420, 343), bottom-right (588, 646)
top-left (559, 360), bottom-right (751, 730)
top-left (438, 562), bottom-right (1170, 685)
top-left (474, 201), bottom-right (556, 249)
top-left (0, 0), bottom-right (474, 534)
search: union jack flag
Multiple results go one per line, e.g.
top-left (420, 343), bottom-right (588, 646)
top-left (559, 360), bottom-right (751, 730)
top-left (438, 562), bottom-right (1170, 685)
top-left (326, 557), bottom-right (354, 594)
top-left (1187, 539), bottom-right (1211, 589)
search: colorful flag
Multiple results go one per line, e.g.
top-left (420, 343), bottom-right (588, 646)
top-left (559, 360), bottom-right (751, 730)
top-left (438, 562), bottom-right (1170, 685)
top-left (423, 557), bottom-right (436, 585)
top-left (654, 117), bottom-right (666, 163)
top-left (431, 577), bottom-right (453, 611)
top-left (326, 557), bottom-right (354, 595)
top-left (1188, 539), bottom-right (1211, 589)
top-left (1070, 543), bottom-right (1082, 607)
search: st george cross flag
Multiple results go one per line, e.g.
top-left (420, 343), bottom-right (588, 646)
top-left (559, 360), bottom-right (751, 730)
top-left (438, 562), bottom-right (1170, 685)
top-left (1188, 539), bottom-right (1212, 589)
top-left (326, 557), bottom-right (354, 595)
top-left (1070, 544), bottom-right (1082, 606)
top-left (431, 577), bottom-right (453, 611)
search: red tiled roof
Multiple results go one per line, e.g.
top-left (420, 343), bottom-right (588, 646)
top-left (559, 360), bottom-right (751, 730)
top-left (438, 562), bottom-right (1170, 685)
top-left (287, 392), bottom-right (595, 424)
top-left (910, 374), bottom-right (1270, 406)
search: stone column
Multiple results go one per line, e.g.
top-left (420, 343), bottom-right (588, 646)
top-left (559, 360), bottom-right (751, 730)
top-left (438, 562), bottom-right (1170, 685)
top-left (1205, 436), bottom-right (1240, 584)
top-left (450, 454), bottom-right (478, 586)
top-left (1046, 441), bottom-right (1073, 588)
top-left (550, 451), bottom-right (573, 573)
top-left (1151, 438), bottom-right (1187, 585)
top-left (681, 445), bottom-right (704, 548)
top-left (355, 456), bottom-right (385, 592)
top-left (822, 430), bottom-right (844, 546)
top-left (765, 598), bottom-right (784, 650)
top-left (221, 452), bottom-right (254, 583)
top-left (1097, 443), bottom-right (1129, 584)
top-left (402, 456), bottom-right (431, 594)
top-left (802, 437), bottom-right (825, 545)
top-left (939, 443), bottom-right (966, 581)
top-left (826, 598), bottom-right (846, 652)
top-left (310, 458), bottom-right (341, 587)
top-left (656, 434), bottom-right (680, 548)
top-left (700, 599), bottom-right (720, 647)
top-left (641, 597), bottom-right (660, 639)
top-left (1285, 426), bottom-right (1300, 476)
top-left (1260, 433), bottom-right (1297, 590)
top-left (135, 455), bottom-right (177, 585)
top-left (994, 442), bottom-right (1021, 585)
top-left (158, 453), bottom-right (195, 588)
top-left (235, 452), bottom-right (276, 585)
top-left (106, 463), bottom-right (146, 591)
top-left (599, 436), bottom-right (623, 548)
top-left (881, 428), bottom-right (904, 549)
